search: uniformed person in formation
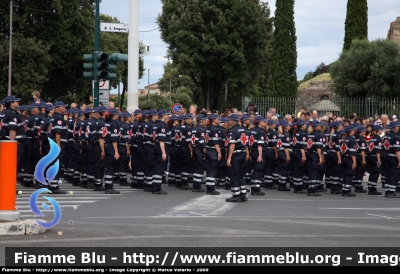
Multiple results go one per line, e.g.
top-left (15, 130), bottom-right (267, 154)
top-left (204, 113), bottom-right (221, 195)
top-left (249, 116), bottom-right (266, 196)
top-left (226, 114), bottom-right (249, 203)
top-left (340, 125), bottom-right (357, 197)
top-left (102, 108), bottom-right (120, 194)
top-left (152, 109), bottom-right (170, 194)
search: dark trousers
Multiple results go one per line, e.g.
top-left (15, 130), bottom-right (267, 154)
top-left (73, 141), bottom-right (82, 184)
top-left (118, 145), bottom-right (129, 184)
top-left (24, 138), bottom-right (39, 185)
top-left (367, 156), bottom-right (380, 190)
top-left (228, 153), bottom-right (246, 197)
top-left (144, 144), bottom-right (155, 187)
top-left (130, 146), bottom-right (139, 183)
top-left (180, 146), bottom-right (192, 185)
top-left (250, 150), bottom-right (265, 192)
top-left (104, 142), bottom-right (118, 190)
top-left (94, 143), bottom-right (106, 187)
top-left (341, 155), bottom-right (355, 193)
top-left (277, 150), bottom-right (291, 189)
top-left (51, 142), bottom-right (66, 190)
top-left (387, 156), bottom-right (400, 193)
top-left (17, 140), bottom-right (25, 181)
top-left (292, 150), bottom-right (306, 191)
top-left (169, 146), bottom-right (182, 186)
top-left (353, 154), bottom-right (366, 189)
top-left (136, 145), bottom-right (145, 187)
top-left (66, 141), bottom-right (75, 179)
top-left (152, 149), bottom-right (167, 192)
top-left (327, 151), bottom-right (342, 188)
top-left (192, 147), bottom-right (205, 189)
top-left (87, 142), bottom-right (96, 184)
top-left (81, 142), bottom-right (88, 186)
top-left (205, 149), bottom-right (218, 192)
top-left (307, 151), bottom-right (320, 193)
top-left (264, 149), bottom-right (276, 187)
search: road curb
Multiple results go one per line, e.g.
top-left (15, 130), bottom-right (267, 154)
top-left (0, 219), bottom-right (47, 236)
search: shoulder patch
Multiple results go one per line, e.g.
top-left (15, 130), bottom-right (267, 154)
top-left (57, 120), bottom-right (62, 125)
top-left (162, 128), bottom-right (166, 133)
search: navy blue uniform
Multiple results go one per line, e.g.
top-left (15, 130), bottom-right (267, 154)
top-left (227, 123), bottom-right (248, 200)
top-left (118, 120), bottom-right (130, 186)
top-left (86, 116), bottom-right (97, 188)
top-left (385, 131), bottom-right (400, 194)
top-left (79, 117), bottom-right (90, 188)
top-left (23, 113), bottom-right (39, 187)
top-left (327, 130), bottom-right (343, 193)
top-left (143, 119), bottom-right (155, 190)
top-left (180, 123), bottom-right (193, 187)
top-left (205, 125), bottom-right (220, 193)
top-left (169, 124), bottom-right (182, 187)
top-left (292, 129), bottom-right (307, 192)
top-left (264, 128), bottom-right (278, 188)
top-left (306, 131), bottom-right (324, 194)
top-left (94, 117), bottom-right (106, 190)
top-left (192, 124), bottom-right (206, 190)
top-left (72, 118), bottom-right (83, 186)
top-left (104, 118), bottom-right (120, 192)
top-left (367, 134), bottom-right (382, 191)
top-left (129, 120), bottom-right (140, 187)
top-left (217, 125), bottom-right (229, 189)
top-left (136, 119), bottom-right (147, 188)
top-left (249, 127), bottom-right (266, 194)
top-left (277, 131), bottom-right (292, 190)
top-left (152, 120), bottom-right (169, 193)
top-left (353, 134), bottom-right (367, 192)
top-left (49, 112), bottom-right (67, 192)
top-left (341, 135), bottom-right (357, 194)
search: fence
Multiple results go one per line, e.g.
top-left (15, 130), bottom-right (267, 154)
top-left (242, 97), bottom-right (400, 119)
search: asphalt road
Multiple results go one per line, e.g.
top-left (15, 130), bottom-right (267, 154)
top-left (2, 178), bottom-right (400, 265)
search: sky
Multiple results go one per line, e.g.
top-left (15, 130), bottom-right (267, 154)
top-left (100, 0), bottom-right (400, 93)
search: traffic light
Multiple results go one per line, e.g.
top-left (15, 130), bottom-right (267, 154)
top-left (83, 54), bottom-right (94, 79)
top-left (83, 52), bottom-right (128, 81)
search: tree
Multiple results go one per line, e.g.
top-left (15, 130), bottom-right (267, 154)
top-left (313, 62), bottom-right (330, 77)
top-left (330, 39), bottom-right (400, 98)
top-left (268, 0), bottom-right (298, 97)
top-left (0, 0), bottom-right (96, 103)
top-left (158, 0), bottom-right (273, 110)
top-left (343, 0), bottom-right (368, 51)
top-left (298, 71), bottom-right (314, 85)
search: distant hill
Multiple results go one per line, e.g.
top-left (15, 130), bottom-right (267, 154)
top-left (299, 73), bottom-right (332, 89)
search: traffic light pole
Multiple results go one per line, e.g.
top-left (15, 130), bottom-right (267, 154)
top-left (93, 0), bottom-right (100, 107)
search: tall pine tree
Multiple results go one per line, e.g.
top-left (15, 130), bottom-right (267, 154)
top-left (343, 0), bottom-right (368, 51)
top-left (268, 0), bottom-right (297, 97)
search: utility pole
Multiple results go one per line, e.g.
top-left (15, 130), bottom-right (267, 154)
top-left (93, 0), bottom-right (100, 107)
top-left (8, 0), bottom-right (13, 96)
top-left (147, 69), bottom-right (150, 100)
top-left (117, 83), bottom-right (120, 108)
top-left (127, 0), bottom-right (139, 112)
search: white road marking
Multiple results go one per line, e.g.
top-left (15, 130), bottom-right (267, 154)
top-left (321, 208), bottom-right (400, 211)
top-left (164, 194), bottom-right (237, 216)
top-left (366, 213), bottom-right (394, 219)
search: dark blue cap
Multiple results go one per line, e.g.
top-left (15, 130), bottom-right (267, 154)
top-left (329, 121), bottom-right (343, 128)
top-left (229, 114), bottom-right (239, 121)
top-left (133, 109), bottom-right (142, 116)
top-left (240, 115), bottom-right (249, 122)
top-left (18, 105), bottom-right (28, 111)
top-left (3, 95), bottom-right (21, 103)
top-left (296, 119), bottom-right (307, 126)
top-left (340, 129), bottom-right (346, 135)
top-left (196, 114), bottom-right (208, 121)
top-left (98, 106), bottom-right (108, 113)
top-left (54, 101), bottom-right (68, 108)
top-left (357, 126), bottom-right (367, 132)
top-left (149, 109), bottom-right (158, 115)
top-left (28, 103), bottom-right (40, 110)
top-left (267, 119), bottom-right (276, 126)
top-left (209, 113), bottom-right (220, 120)
top-left (386, 121), bottom-right (400, 129)
top-left (85, 107), bottom-right (93, 114)
top-left (158, 109), bottom-right (170, 116)
top-left (0, 100), bottom-right (3, 105)
top-left (279, 120), bottom-right (289, 127)
top-left (93, 107), bottom-right (100, 113)
top-left (170, 114), bottom-right (178, 121)
top-left (220, 117), bottom-right (229, 123)
top-left (77, 110), bottom-right (85, 116)
top-left (119, 111), bottom-right (131, 118)
top-left (373, 124), bottom-right (383, 131)
top-left (177, 115), bottom-right (184, 121)
top-left (311, 120), bottom-right (323, 127)
top-left (255, 115), bottom-right (264, 123)
top-left (107, 108), bottom-right (118, 115)
top-left (69, 108), bottom-right (79, 114)
top-left (183, 114), bottom-right (193, 120)
top-left (345, 125), bottom-right (356, 132)
top-left (44, 104), bottom-right (54, 111)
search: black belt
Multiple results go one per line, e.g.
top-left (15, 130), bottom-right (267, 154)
top-left (233, 150), bottom-right (246, 154)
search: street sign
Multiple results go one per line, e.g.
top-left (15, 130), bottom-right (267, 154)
top-left (92, 80), bottom-right (110, 90)
top-left (99, 90), bottom-right (110, 106)
top-left (172, 103), bottom-right (183, 114)
top-left (100, 23), bottom-right (129, 33)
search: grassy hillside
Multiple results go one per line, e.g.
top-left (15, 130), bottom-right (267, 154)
top-left (299, 73), bottom-right (332, 88)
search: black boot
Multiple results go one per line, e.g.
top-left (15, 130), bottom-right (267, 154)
top-left (386, 191), bottom-right (400, 198)
top-left (368, 188), bottom-right (382, 195)
top-left (354, 186), bottom-right (367, 193)
top-left (342, 191), bottom-right (356, 197)
top-left (226, 196), bottom-right (241, 203)
top-left (278, 183), bottom-right (290, 191)
top-left (294, 187), bottom-right (307, 194)
top-left (241, 194), bottom-right (248, 202)
top-left (330, 184), bottom-right (342, 194)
